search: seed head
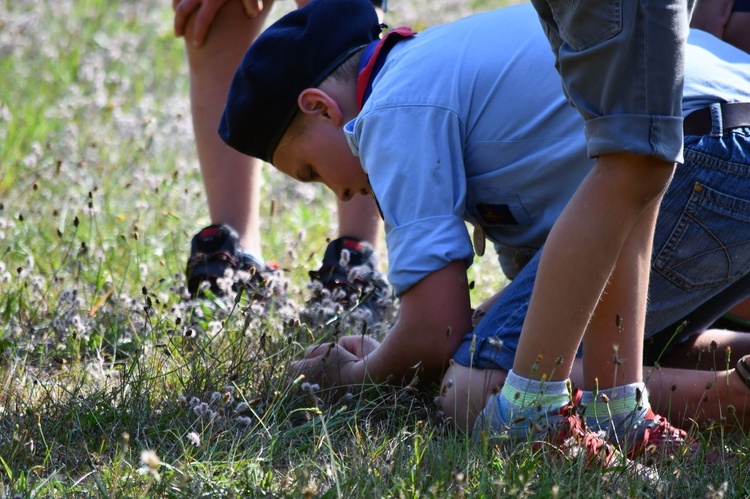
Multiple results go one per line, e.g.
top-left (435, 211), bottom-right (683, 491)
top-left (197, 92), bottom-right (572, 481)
top-left (140, 450), bottom-right (160, 470)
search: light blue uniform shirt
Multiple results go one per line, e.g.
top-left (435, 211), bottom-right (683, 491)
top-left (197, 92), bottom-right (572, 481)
top-left (344, 3), bottom-right (750, 296)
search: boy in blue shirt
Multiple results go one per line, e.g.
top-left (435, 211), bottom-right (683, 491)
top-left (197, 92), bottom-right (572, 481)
top-left (220, 0), bottom-right (750, 461)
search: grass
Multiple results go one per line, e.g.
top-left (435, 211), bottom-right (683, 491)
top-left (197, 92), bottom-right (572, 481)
top-left (2, 0), bottom-right (750, 497)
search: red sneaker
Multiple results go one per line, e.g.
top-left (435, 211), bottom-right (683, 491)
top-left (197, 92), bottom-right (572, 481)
top-left (623, 408), bottom-right (698, 460)
top-left (539, 388), bottom-right (623, 468)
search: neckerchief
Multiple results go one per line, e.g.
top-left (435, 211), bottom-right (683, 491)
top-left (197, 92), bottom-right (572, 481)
top-left (356, 26), bottom-right (416, 221)
top-left (356, 26), bottom-right (416, 109)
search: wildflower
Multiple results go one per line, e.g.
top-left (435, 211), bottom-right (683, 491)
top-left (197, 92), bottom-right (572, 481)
top-left (210, 392), bottom-right (221, 405)
top-left (140, 449), bottom-right (160, 469)
top-left (222, 391), bottom-right (233, 405)
top-left (186, 431), bottom-right (201, 447)
top-left (207, 321), bottom-right (223, 336)
top-left (236, 416), bottom-right (253, 426)
top-left (139, 449), bottom-right (161, 482)
top-left (488, 337), bottom-right (504, 348)
top-left (301, 382), bottom-right (320, 393)
top-left (214, 271), bottom-right (236, 296)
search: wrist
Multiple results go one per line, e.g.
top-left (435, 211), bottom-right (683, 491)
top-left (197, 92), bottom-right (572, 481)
top-left (345, 359), bottom-right (368, 385)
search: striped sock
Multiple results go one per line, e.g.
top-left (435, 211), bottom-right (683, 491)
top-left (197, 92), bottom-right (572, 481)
top-left (581, 382), bottom-right (649, 442)
top-left (479, 369), bottom-right (571, 440)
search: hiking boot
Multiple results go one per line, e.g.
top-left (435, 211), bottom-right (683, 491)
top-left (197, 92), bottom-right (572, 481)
top-left (302, 236), bottom-right (393, 328)
top-left (185, 224), bottom-right (278, 297)
top-left (621, 408), bottom-right (698, 461)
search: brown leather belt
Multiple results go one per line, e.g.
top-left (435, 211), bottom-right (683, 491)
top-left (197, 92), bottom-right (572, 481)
top-left (683, 102), bottom-right (750, 136)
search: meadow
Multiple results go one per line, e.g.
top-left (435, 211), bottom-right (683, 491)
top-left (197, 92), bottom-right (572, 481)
top-left (1, 0), bottom-right (749, 496)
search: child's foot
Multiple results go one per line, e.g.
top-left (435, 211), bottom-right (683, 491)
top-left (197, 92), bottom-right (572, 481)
top-left (477, 386), bottom-right (625, 469)
top-left (619, 408), bottom-right (698, 461)
top-left (543, 388), bottom-right (624, 468)
top-left (582, 384), bottom-right (699, 461)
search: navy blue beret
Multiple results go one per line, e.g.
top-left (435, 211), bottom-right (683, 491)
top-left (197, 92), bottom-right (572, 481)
top-left (219, 0), bottom-right (382, 164)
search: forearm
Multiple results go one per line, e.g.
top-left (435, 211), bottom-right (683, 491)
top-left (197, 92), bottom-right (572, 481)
top-left (359, 322), bottom-right (462, 384)
top-left (294, 261), bottom-right (473, 387)
top-left (358, 260), bottom-right (473, 383)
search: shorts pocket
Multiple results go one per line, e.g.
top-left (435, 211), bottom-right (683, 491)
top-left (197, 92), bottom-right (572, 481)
top-left (653, 182), bottom-right (750, 290)
top-left (549, 0), bottom-right (623, 51)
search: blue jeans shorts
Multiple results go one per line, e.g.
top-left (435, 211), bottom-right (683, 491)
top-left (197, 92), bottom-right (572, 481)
top-left (529, 0), bottom-right (692, 163)
top-left (453, 110), bottom-right (750, 371)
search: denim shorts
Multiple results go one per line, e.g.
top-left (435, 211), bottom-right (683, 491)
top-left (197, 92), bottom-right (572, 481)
top-left (453, 109), bottom-right (750, 371)
top-left (529, 0), bottom-right (691, 163)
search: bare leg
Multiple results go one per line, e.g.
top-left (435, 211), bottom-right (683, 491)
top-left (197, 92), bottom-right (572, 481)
top-left (442, 360), bottom-right (750, 433)
top-left (644, 365), bottom-right (750, 431)
top-left (656, 329), bottom-right (750, 371)
top-left (512, 153), bottom-right (674, 386)
top-left (724, 12), bottom-right (750, 54)
top-left (727, 298), bottom-right (750, 322)
top-left (337, 194), bottom-right (383, 250)
top-left (183, 1), bottom-right (273, 254)
top-left (441, 363), bottom-right (507, 432)
top-left (580, 193), bottom-right (662, 390)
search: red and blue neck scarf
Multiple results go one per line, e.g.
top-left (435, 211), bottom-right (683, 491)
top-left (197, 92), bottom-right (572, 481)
top-left (356, 26), bottom-right (416, 110)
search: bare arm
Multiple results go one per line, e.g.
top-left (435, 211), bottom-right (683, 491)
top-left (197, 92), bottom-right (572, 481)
top-left (292, 260), bottom-right (473, 386)
top-left (690, 0), bottom-right (734, 38)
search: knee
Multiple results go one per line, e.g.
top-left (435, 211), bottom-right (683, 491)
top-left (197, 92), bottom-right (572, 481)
top-left (439, 363), bottom-right (507, 433)
top-left (439, 368), bottom-right (464, 429)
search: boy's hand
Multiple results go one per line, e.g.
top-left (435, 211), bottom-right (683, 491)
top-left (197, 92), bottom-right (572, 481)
top-left (338, 335), bottom-right (381, 359)
top-left (293, 260), bottom-right (473, 388)
top-left (173, 0), bottom-right (265, 47)
top-left (291, 343), bottom-right (364, 387)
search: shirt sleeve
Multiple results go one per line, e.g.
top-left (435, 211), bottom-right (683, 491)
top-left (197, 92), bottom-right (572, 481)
top-left (349, 104), bottom-right (475, 296)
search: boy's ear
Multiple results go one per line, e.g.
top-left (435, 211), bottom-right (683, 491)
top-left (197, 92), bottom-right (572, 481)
top-left (297, 89), bottom-right (344, 126)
